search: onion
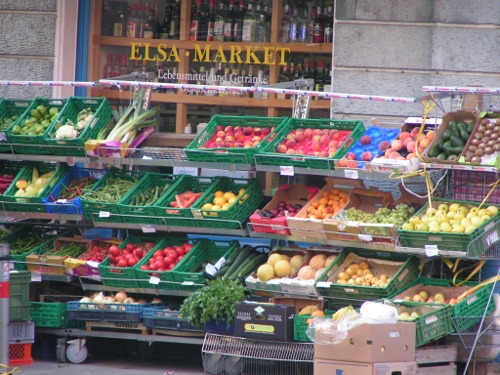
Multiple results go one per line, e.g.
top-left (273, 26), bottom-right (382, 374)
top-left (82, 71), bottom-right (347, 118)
top-left (151, 297), bottom-right (162, 304)
top-left (103, 296), bottom-right (115, 305)
top-left (114, 290), bottom-right (128, 303)
top-left (123, 297), bottom-right (135, 304)
top-left (92, 292), bottom-right (105, 305)
top-left (80, 297), bottom-right (92, 303)
top-left (136, 298), bottom-right (147, 304)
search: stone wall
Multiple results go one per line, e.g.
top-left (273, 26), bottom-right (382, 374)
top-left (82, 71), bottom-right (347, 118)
top-left (332, 0), bottom-right (500, 118)
top-left (0, 0), bottom-right (57, 98)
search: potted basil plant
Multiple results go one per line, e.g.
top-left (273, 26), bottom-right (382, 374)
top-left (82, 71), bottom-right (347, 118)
top-left (180, 277), bottom-right (248, 334)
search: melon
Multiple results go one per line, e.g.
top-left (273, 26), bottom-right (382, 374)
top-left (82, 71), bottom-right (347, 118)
top-left (315, 267), bottom-right (326, 279)
top-left (297, 265), bottom-right (315, 280)
top-left (290, 254), bottom-right (304, 269)
top-left (256, 264), bottom-right (275, 281)
top-left (309, 254), bottom-right (326, 270)
top-left (274, 260), bottom-right (292, 277)
top-left (267, 253), bottom-right (283, 267)
top-left (325, 255), bottom-right (337, 268)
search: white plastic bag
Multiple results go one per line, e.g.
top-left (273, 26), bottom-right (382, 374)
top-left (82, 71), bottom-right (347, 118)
top-left (360, 301), bottom-right (398, 324)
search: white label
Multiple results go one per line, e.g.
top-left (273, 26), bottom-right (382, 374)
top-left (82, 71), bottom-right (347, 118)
top-left (31, 273), bottom-right (42, 282)
top-left (56, 199), bottom-right (68, 203)
top-left (205, 264), bottom-right (218, 276)
top-left (466, 295), bottom-right (478, 305)
top-left (343, 288), bottom-right (359, 294)
top-left (142, 155), bottom-right (153, 160)
top-left (214, 257), bottom-right (226, 270)
top-left (389, 331), bottom-right (401, 338)
top-left (99, 211), bottom-right (110, 218)
top-left (425, 314), bottom-right (438, 324)
top-left (87, 261), bottom-right (100, 268)
top-left (182, 281), bottom-right (194, 286)
top-left (358, 234), bottom-right (373, 242)
top-left (255, 306), bottom-right (265, 314)
top-left (141, 225), bottom-right (156, 233)
top-left (192, 210), bottom-right (204, 219)
top-left (173, 166), bottom-right (198, 176)
top-left (316, 281), bottom-right (332, 288)
top-left (486, 231), bottom-right (499, 246)
top-left (149, 276), bottom-right (160, 285)
top-left (280, 166), bottom-right (294, 176)
top-left (425, 245), bottom-right (439, 257)
top-left (8, 262), bottom-right (14, 270)
top-left (344, 169), bottom-right (359, 179)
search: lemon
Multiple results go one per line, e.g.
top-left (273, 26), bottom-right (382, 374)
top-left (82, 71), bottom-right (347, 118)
top-left (223, 191), bottom-right (236, 201)
top-left (222, 202), bottom-right (231, 210)
top-left (213, 196), bottom-right (227, 207)
top-left (201, 203), bottom-right (213, 210)
top-left (214, 191), bottom-right (224, 197)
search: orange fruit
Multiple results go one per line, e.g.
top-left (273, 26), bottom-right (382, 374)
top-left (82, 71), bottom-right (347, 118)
top-left (311, 310), bottom-right (325, 317)
top-left (214, 191), bottom-right (224, 197)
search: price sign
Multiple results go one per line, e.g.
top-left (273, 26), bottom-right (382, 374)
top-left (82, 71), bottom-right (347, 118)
top-left (56, 199), bottom-right (68, 204)
top-left (344, 169), bottom-right (359, 179)
top-left (149, 276), bottom-right (160, 285)
top-left (280, 166), bottom-right (294, 176)
top-left (31, 273), bottom-right (42, 282)
top-left (205, 264), bottom-right (218, 276)
top-left (99, 211), bottom-right (110, 218)
top-left (141, 225), bottom-right (156, 233)
top-left (358, 234), bottom-right (373, 242)
top-left (425, 245), bottom-right (439, 257)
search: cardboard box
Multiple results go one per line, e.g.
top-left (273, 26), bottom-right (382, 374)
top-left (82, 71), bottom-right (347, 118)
top-left (270, 297), bottom-right (325, 314)
top-left (421, 110), bottom-right (477, 164)
top-left (369, 157), bottom-right (420, 173)
top-left (314, 359), bottom-right (417, 375)
top-left (234, 301), bottom-right (295, 342)
top-left (249, 184), bottom-right (318, 236)
top-left (64, 258), bottom-right (100, 278)
top-left (323, 188), bottom-right (394, 241)
top-left (314, 322), bottom-right (416, 363)
top-left (287, 178), bottom-right (364, 241)
top-left (27, 237), bottom-right (92, 276)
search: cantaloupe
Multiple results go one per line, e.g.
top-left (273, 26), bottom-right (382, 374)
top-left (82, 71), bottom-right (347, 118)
top-left (297, 265), bottom-right (315, 280)
top-left (267, 253), bottom-right (283, 267)
top-left (274, 260), bottom-right (292, 277)
top-left (309, 254), bottom-right (326, 270)
top-left (256, 264), bottom-right (275, 281)
top-left (290, 254), bottom-right (304, 269)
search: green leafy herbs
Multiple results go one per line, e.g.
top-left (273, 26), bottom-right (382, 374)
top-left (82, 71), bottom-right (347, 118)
top-left (180, 278), bottom-right (248, 329)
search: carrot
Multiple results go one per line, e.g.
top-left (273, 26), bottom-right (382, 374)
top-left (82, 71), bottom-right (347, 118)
top-left (175, 194), bottom-right (184, 208)
top-left (183, 195), bottom-right (198, 208)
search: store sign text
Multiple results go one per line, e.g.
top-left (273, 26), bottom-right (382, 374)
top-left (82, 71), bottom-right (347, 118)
top-left (129, 43), bottom-right (291, 66)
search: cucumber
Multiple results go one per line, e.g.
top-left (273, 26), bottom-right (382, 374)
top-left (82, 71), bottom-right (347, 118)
top-left (429, 144), bottom-right (441, 158)
top-left (442, 142), bottom-right (454, 156)
top-left (229, 253), bottom-right (256, 280)
top-left (223, 245), bottom-right (253, 280)
top-left (237, 254), bottom-right (268, 279)
top-left (225, 245), bottom-right (241, 265)
top-left (451, 146), bottom-right (464, 155)
top-left (437, 152), bottom-right (448, 160)
top-left (214, 265), bottom-right (230, 277)
top-left (451, 127), bottom-right (461, 140)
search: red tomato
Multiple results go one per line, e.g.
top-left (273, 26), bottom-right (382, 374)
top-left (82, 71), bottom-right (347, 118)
top-left (148, 258), bottom-right (156, 265)
top-left (184, 243), bottom-right (194, 252)
top-left (140, 265), bottom-right (150, 270)
top-left (154, 250), bottom-right (164, 258)
top-left (134, 248), bottom-right (144, 259)
top-left (126, 243), bottom-right (135, 251)
top-left (109, 245), bottom-right (120, 257)
top-left (109, 255), bottom-right (115, 263)
top-left (145, 241), bottom-right (155, 250)
top-left (149, 263), bottom-right (158, 270)
top-left (163, 256), bottom-right (174, 265)
top-left (115, 255), bottom-right (124, 263)
top-left (123, 249), bottom-right (130, 255)
top-left (175, 247), bottom-right (185, 257)
top-left (177, 255), bottom-right (184, 262)
top-left (128, 258), bottom-right (138, 267)
top-left (118, 259), bottom-right (128, 267)
top-left (155, 260), bottom-right (164, 269)
top-left (157, 268), bottom-right (166, 272)
top-left (166, 249), bottom-right (178, 260)
top-left (168, 262), bottom-right (175, 270)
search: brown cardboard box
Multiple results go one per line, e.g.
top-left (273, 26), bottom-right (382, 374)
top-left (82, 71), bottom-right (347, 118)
top-left (314, 359), bottom-right (417, 375)
top-left (314, 322), bottom-right (416, 363)
top-left (270, 297), bottom-right (325, 314)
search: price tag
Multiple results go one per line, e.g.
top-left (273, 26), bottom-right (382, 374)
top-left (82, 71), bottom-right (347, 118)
top-left (8, 262), bottom-right (14, 270)
top-left (182, 281), bottom-right (194, 286)
top-left (87, 261), bottom-right (100, 268)
top-left (425, 245), bottom-right (439, 257)
top-left (67, 156), bottom-right (75, 166)
top-left (486, 231), bottom-right (499, 246)
top-left (141, 225), bottom-right (156, 233)
top-left (192, 210), bottom-right (204, 219)
top-left (31, 273), bottom-right (42, 282)
top-left (149, 276), bottom-right (160, 285)
top-left (205, 264), bottom-right (218, 277)
top-left (344, 169), bottom-right (359, 179)
top-left (142, 155), bottom-right (153, 160)
top-left (316, 281), bottom-right (332, 288)
top-left (173, 166), bottom-right (198, 176)
top-left (99, 211), bottom-right (110, 218)
top-left (56, 199), bottom-right (68, 204)
top-left (0, 132), bottom-right (7, 142)
top-left (280, 166), bottom-right (294, 176)
top-left (358, 234), bottom-right (373, 242)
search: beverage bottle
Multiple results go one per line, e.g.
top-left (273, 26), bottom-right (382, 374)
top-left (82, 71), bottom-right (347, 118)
top-left (103, 53), bottom-right (113, 79)
top-left (190, 0), bottom-right (203, 41)
top-left (223, 0), bottom-right (235, 42)
top-left (323, 6), bottom-right (334, 43)
top-left (213, 1), bottom-right (226, 41)
top-left (231, 67), bottom-right (242, 97)
top-left (136, 2), bottom-right (145, 37)
top-left (159, 5), bottom-right (170, 39)
top-left (120, 54), bottom-right (129, 76)
top-left (206, 0), bottom-right (216, 41)
top-left (242, 2), bottom-right (257, 42)
top-left (312, 6), bottom-right (324, 43)
top-left (288, 5), bottom-right (299, 43)
top-left (298, 6), bottom-right (309, 43)
top-left (232, 0), bottom-right (245, 42)
top-left (169, 0), bottom-right (180, 39)
top-left (126, 2), bottom-right (139, 37)
top-left (280, 4), bottom-right (291, 43)
top-left (142, 2), bottom-right (155, 39)
top-left (206, 65), bottom-right (217, 96)
top-left (219, 67), bottom-right (232, 96)
top-left (112, 54), bottom-right (121, 77)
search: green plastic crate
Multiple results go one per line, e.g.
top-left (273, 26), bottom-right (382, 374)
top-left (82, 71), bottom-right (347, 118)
top-left (117, 172), bottom-right (177, 226)
top-left (185, 115), bottom-right (288, 164)
top-left (81, 167), bottom-right (144, 223)
top-left (191, 177), bottom-right (265, 230)
top-left (29, 302), bottom-right (81, 328)
top-left (172, 239), bottom-right (241, 291)
top-left (384, 300), bottom-right (454, 347)
top-left (316, 248), bottom-right (420, 302)
top-left (389, 277), bottom-right (496, 332)
top-left (134, 237), bottom-right (187, 291)
top-left (255, 117), bottom-right (365, 170)
top-left (6, 98), bottom-right (66, 154)
top-left (293, 310), bottom-right (334, 342)
top-left (98, 236), bottom-right (163, 289)
top-left (9, 271), bottom-right (31, 322)
top-left (0, 162), bottom-right (24, 201)
top-left (2, 163), bottom-right (67, 213)
top-left (44, 97), bottom-right (113, 156)
top-left (0, 99), bottom-right (32, 153)
top-left (398, 199), bottom-right (500, 255)
top-left (153, 175), bottom-right (217, 228)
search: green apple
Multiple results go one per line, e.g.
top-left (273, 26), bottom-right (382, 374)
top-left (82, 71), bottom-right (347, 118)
top-left (429, 222), bottom-right (440, 232)
top-left (409, 216), bottom-right (421, 226)
top-left (461, 218), bottom-right (472, 227)
top-left (454, 212), bottom-right (465, 221)
top-left (458, 206), bottom-right (469, 215)
top-left (401, 223), bottom-right (414, 231)
top-left (418, 290), bottom-right (429, 301)
top-left (426, 207), bottom-right (437, 217)
top-left (471, 216), bottom-right (483, 227)
top-left (446, 211), bottom-right (456, 220)
top-left (482, 215), bottom-right (491, 223)
top-left (470, 207), bottom-right (479, 214)
top-left (410, 311), bottom-right (421, 319)
top-left (421, 216), bottom-right (430, 225)
top-left (415, 223), bottom-right (429, 231)
top-left (438, 203), bottom-right (449, 212)
top-left (440, 222), bottom-right (452, 232)
top-left (464, 225), bottom-right (476, 234)
top-left (452, 225), bottom-right (465, 233)
top-left (398, 311), bottom-right (411, 321)
top-left (449, 203), bottom-right (460, 212)
top-left (478, 208), bottom-right (487, 217)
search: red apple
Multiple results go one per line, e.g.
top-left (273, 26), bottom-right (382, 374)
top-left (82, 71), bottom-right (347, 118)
top-left (304, 128), bottom-right (313, 139)
top-left (346, 160), bottom-right (358, 168)
top-left (216, 130), bottom-right (226, 138)
top-left (320, 134), bottom-right (330, 146)
top-left (391, 139), bottom-right (403, 151)
top-left (285, 139), bottom-right (297, 148)
top-left (361, 151), bottom-right (373, 161)
top-left (276, 144), bottom-right (288, 153)
top-left (338, 158), bottom-right (348, 168)
top-left (224, 125), bottom-right (234, 133)
top-left (261, 127), bottom-right (271, 136)
top-left (215, 125), bottom-right (224, 132)
top-left (389, 151), bottom-right (401, 159)
top-left (346, 152), bottom-right (357, 160)
top-left (398, 132), bottom-right (411, 142)
top-left (243, 126), bottom-right (253, 136)
top-left (253, 127), bottom-right (262, 136)
top-left (360, 135), bottom-right (372, 145)
top-left (378, 141), bottom-right (390, 151)
top-left (234, 130), bottom-right (244, 140)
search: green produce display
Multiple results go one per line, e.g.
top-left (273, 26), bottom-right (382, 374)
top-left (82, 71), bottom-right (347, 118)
top-left (9, 233), bottom-right (48, 256)
top-left (346, 204), bottom-right (416, 236)
top-left (9, 104), bottom-right (59, 136)
top-left (129, 182), bottom-right (171, 206)
top-left (82, 177), bottom-right (137, 203)
top-left (428, 119), bottom-right (475, 161)
top-left (57, 176), bottom-right (98, 201)
top-left (0, 115), bottom-right (19, 131)
top-left (49, 242), bottom-right (87, 257)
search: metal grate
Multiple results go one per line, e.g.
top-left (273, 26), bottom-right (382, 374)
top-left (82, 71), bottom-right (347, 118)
top-left (202, 334), bottom-right (313, 375)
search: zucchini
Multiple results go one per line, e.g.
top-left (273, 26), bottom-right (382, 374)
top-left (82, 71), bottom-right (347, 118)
top-left (228, 253), bottom-right (256, 280)
top-left (225, 245), bottom-right (241, 265)
top-left (437, 152), bottom-right (448, 160)
top-left (237, 254), bottom-right (267, 279)
top-left (214, 265), bottom-right (230, 277)
top-left (223, 245), bottom-right (253, 279)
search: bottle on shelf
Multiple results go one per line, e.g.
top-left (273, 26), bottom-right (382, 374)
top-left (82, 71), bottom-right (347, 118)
top-left (159, 5), bottom-right (170, 39)
top-left (253, 66), bottom-right (268, 98)
top-left (169, 0), bottom-right (180, 39)
top-left (219, 67), bottom-right (232, 96)
top-left (111, 54), bottom-right (121, 78)
top-left (206, 64), bottom-right (217, 96)
top-left (280, 3), bottom-right (291, 43)
top-left (231, 66), bottom-right (242, 97)
top-left (126, 2), bottom-right (140, 37)
top-left (135, 2), bottom-right (146, 37)
top-left (232, 0), bottom-right (245, 42)
top-left (298, 5), bottom-right (309, 43)
top-left (242, 2), bottom-right (257, 42)
top-left (323, 6), bottom-right (333, 43)
top-left (255, 4), bottom-right (269, 42)
top-left (213, 1), bottom-right (226, 41)
top-left (314, 60), bottom-right (325, 99)
top-left (206, 0), bottom-right (216, 41)
top-left (312, 6), bottom-right (324, 43)
top-left (142, 2), bottom-right (156, 39)
top-left (190, 0), bottom-right (203, 41)
top-left (120, 54), bottom-right (129, 76)
top-left (288, 5), bottom-right (299, 43)
top-left (103, 53), bottom-right (113, 79)
top-left (223, 0), bottom-right (235, 42)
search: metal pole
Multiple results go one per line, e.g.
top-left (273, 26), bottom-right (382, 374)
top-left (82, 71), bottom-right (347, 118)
top-left (0, 243), bottom-right (10, 365)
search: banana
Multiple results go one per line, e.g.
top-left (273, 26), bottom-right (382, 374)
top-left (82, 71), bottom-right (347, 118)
top-left (331, 306), bottom-right (357, 321)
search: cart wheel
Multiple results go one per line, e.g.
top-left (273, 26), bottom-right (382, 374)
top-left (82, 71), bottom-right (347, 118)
top-left (224, 356), bottom-right (244, 375)
top-left (56, 339), bottom-right (67, 363)
top-left (203, 353), bottom-right (225, 374)
top-left (66, 343), bottom-right (88, 364)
